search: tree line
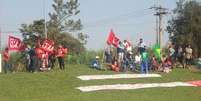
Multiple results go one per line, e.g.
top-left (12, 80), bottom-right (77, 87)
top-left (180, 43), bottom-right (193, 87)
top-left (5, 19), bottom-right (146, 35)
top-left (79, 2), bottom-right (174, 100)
top-left (167, 0), bottom-right (201, 57)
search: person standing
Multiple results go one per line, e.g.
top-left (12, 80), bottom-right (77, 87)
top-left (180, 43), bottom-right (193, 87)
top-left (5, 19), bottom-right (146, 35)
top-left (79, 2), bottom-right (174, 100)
top-left (141, 49), bottom-right (149, 74)
top-left (57, 45), bottom-right (67, 70)
top-left (117, 41), bottom-right (125, 68)
top-left (2, 48), bottom-right (12, 73)
top-left (177, 46), bottom-right (184, 68)
top-left (29, 46), bottom-right (38, 72)
top-left (185, 45), bottom-right (193, 68)
top-left (25, 45), bottom-right (31, 71)
top-left (35, 46), bottom-right (44, 71)
top-left (138, 38), bottom-right (146, 54)
top-left (168, 44), bottom-right (175, 68)
top-left (48, 49), bottom-right (56, 69)
top-left (105, 47), bottom-right (112, 63)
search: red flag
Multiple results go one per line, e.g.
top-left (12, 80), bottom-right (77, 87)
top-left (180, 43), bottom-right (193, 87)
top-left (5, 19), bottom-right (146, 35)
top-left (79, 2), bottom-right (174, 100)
top-left (188, 80), bottom-right (201, 87)
top-left (112, 37), bottom-right (120, 48)
top-left (8, 36), bottom-right (24, 51)
top-left (107, 30), bottom-right (115, 44)
top-left (41, 39), bottom-right (54, 53)
top-left (123, 40), bottom-right (132, 51)
top-left (106, 29), bottom-right (119, 47)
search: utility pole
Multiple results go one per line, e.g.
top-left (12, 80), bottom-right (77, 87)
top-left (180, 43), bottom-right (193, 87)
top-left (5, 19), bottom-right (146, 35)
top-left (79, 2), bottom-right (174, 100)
top-left (43, 0), bottom-right (47, 39)
top-left (0, 27), bottom-right (1, 51)
top-left (150, 5), bottom-right (168, 48)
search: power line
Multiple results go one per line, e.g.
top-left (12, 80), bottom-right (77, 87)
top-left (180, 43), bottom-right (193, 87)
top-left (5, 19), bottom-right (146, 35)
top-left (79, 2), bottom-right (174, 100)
top-left (83, 8), bottom-right (153, 29)
top-left (150, 3), bottom-right (169, 48)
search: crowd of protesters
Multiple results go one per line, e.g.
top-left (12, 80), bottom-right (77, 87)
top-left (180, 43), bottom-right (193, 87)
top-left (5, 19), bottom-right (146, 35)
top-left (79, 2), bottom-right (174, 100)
top-left (91, 38), bottom-right (196, 74)
top-left (0, 37), bottom-right (197, 74)
top-left (1, 44), bottom-right (68, 73)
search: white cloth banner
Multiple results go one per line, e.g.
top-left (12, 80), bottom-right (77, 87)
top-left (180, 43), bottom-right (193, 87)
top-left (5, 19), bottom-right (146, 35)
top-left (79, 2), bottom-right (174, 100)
top-left (77, 82), bottom-right (195, 92)
top-left (77, 74), bottom-right (161, 81)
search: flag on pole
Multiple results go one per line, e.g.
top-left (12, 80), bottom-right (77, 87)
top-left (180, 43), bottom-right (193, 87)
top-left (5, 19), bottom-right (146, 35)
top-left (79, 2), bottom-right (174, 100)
top-left (123, 40), bottom-right (132, 51)
top-left (106, 29), bottom-right (119, 48)
top-left (8, 36), bottom-right (25, 51)
top-left (41, 39), bottom-right (54, 53)
top-left (153, 43), bottom-right (161, 62)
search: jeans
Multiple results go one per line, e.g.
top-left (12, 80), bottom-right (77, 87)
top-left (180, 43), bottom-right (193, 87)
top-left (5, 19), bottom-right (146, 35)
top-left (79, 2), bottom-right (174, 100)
top-left (141, 60), bottom-right (148, 74)
top-left (92, 64), bottom-right (101, 70)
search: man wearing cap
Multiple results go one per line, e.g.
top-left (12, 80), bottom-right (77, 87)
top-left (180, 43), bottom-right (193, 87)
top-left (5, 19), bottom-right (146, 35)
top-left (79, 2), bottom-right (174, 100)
top-left (91, 56), bottom-right (101, 70)
top-left (138, 38), bottom-right (146, 54)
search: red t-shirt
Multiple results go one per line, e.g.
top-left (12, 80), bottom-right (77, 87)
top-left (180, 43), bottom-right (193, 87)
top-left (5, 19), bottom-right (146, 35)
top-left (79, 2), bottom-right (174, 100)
top-left (35, 48), bottom-right (44, 59)
top-left (3, 50), bottom-right (9, 61)
top-left (57, 47), bottom-right (67, 58)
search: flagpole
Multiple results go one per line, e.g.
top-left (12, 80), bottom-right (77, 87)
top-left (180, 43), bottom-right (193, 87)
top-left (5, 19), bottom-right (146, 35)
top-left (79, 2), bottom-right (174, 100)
top-left (43, 0), bottom-right (47, 39)
top-left (0, 27), bottom-right (1, 51)
top-left (101, 43), bottom-right (107, 70)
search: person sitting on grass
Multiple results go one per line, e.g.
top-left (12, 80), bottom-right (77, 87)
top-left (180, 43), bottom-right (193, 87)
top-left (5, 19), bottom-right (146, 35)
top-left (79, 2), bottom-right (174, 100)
top-left (91, 56), bottom-right (101, 70)
top-left (151, 55), bottom-right (161, 71)
top-left (197, 58), bottom-right (201, 69)
top-left (111, 57), bottom-right (120, 72)
top-left (161, 54), bottom-right (172, 73)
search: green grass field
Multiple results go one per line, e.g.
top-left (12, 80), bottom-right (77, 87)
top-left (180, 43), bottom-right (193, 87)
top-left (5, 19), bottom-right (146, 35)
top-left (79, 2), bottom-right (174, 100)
top-left (0, 65), bottom-right (201, 101)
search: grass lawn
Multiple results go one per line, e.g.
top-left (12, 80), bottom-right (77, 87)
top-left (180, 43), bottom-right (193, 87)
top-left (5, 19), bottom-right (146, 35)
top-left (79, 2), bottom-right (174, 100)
top-left (0, 65), bottom-right (201, 101)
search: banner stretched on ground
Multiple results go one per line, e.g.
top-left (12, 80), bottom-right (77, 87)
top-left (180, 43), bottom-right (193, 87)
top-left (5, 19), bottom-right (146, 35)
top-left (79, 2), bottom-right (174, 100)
top-left (77, 74), bottom-right (161, 81)
top-left (77, 80), bottom-right (201, 92)
top-left (8, 36), bottom-right (25, 51)
top-left (41, 39), bottom-right (54, 53)
top-left (106, 29), bottom-right (119, 48)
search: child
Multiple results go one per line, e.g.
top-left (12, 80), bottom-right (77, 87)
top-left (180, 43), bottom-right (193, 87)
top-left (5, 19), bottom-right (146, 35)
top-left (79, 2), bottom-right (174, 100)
top-left (197, 58), bottom-right (201, 69)
top-left (152, 55), bottom-right (161, 71)
top-left (111, 57), bottom-right (120, 72)
top-left (161, 54), bottom-right (172, 73)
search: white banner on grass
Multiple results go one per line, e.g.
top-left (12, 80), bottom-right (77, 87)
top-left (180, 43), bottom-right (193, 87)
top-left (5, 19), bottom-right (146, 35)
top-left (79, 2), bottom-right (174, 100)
top-left (77, 82), bottom-right (195, 92)
top-left (77, 74), bottom-right (161, 81)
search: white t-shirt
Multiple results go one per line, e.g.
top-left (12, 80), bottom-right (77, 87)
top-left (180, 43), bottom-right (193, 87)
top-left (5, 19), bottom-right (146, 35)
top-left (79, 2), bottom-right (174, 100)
top-left (138, 42), bottom-right (146, 48)
top-left (135, 55), bottom-right (141, 63)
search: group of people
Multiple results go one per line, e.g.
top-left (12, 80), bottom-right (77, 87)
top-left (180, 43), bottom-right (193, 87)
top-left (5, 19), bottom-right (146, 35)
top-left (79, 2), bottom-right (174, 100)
top-left (91, 38), bottom-right (194, 74)
top-left (26, 44), bottom-right (68, 72)
top-left (2, 44), bottom-right (68, 73)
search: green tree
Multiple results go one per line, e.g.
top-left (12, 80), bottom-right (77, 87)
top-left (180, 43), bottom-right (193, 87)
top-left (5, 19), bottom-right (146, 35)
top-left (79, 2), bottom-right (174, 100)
top-left (48, 0), bottom-right (83, 39)
top-left (19, 0), bottom-right (86, 54)
top-left (167, 0), bottom-right (201, 57)
top-left (20, 19), bottom-right (45, 47)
